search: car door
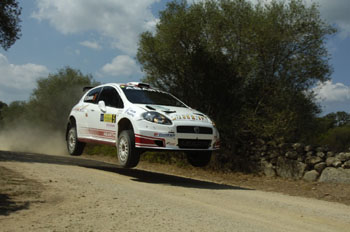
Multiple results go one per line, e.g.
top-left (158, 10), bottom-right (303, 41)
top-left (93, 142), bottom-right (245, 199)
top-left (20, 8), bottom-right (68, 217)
top-left (88, 86), bottom-right (124, 144)
top-left (77, 87), bottom-right (102, 139)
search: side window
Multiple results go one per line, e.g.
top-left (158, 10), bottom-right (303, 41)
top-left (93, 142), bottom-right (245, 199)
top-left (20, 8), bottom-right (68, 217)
top-left (84, 87), bottom-right (102, 104)
top-left (98, 86), bottom-right (124, 108)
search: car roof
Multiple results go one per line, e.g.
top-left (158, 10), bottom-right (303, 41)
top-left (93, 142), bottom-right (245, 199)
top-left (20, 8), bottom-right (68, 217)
top-left (95, 82), bottom-right (151, 88)
top-left (84, 82), bottom-right (153, 92)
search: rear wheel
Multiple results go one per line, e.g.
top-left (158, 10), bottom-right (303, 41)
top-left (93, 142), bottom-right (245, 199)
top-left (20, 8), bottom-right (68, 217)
top-left (117, 130), bottom-right (140, 168)
top-left (67, 125), bottom-right (85, 156)
top-left (186, 151), bottom-right (212, 167)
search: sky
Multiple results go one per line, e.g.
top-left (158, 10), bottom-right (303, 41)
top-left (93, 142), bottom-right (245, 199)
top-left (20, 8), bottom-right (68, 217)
top-left (0, 0), bottom-right (349, 115)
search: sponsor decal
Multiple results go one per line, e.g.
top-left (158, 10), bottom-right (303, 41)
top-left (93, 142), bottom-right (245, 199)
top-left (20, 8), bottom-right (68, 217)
top-left (84, 94), bottom-right (98, 102)
top-left (125, 108), bottom-right (136, 117)
top-left (103, 131), bottom-right (114, 138)
top-left (134, 134), bottom-right (165, 148)
top-left (82, 127), bottom-right (116, 140)
top-left (125, 86), bottom-right (160, 92)
top-left (106, 123), bottom-right (116, 128)
top-left (153, 132), bottom-right (175, 137)
top-left (172, 114), bottom-right (206, 121)
top-left (73, 105), bottom-right (89, 112)
top-left (100, 114), bottom-right (116, 123)
top-left (126, 86), bottom-right (140, 90)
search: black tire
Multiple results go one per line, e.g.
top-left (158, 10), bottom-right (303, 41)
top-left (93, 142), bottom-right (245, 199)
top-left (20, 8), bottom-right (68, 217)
top-left (66, 125), bottom-right (85, 156)
top-left (117, 130), bottom-right (140, 168)
top-left (186, 151), bottom-right (212, 167)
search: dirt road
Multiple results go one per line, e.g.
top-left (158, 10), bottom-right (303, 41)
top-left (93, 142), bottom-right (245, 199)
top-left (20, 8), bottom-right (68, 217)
top-left (1, 151), bottom-right (350, 232)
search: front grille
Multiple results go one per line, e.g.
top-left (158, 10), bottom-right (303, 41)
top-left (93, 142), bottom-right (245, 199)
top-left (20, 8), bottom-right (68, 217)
top-left (177, 126), bottom-right (213, 134)
top-left (178, 139), bottom-right (211, 149)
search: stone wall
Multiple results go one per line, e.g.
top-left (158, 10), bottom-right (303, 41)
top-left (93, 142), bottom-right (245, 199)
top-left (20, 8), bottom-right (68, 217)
top-left (249, 141), bottom-right (350, 183)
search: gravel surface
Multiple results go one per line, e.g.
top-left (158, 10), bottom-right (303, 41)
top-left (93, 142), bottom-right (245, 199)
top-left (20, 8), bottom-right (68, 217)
top-left (1, 151), bottom-right (350, 232)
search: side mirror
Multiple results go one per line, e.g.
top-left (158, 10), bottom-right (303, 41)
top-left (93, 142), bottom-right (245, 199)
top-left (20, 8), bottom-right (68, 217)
top-left (98, 100), bottom-right (106, 112)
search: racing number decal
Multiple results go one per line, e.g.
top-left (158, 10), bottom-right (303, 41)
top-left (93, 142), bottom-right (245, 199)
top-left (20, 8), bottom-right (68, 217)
top-left (100, 114), bottom-right (116, 123)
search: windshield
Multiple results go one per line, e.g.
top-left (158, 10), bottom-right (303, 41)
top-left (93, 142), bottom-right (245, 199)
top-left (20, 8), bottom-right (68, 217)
top-left (121, 87), bottom-right (185, 107)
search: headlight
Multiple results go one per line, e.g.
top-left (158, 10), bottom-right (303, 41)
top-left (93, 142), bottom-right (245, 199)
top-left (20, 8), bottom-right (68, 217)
top-left (142, 112), bottom-right (172, 125)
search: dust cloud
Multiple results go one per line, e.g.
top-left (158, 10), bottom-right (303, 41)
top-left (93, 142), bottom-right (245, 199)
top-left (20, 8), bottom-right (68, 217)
top-left (0, 125), bottom-right (67, 156)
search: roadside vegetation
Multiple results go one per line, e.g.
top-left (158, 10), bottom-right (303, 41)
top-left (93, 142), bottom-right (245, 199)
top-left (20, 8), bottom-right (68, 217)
top-left (0, 0), bottom-right (22, 50)
top-left (0, 0), bottom-right (348, 171)
top-left (136, 0), bottom-right (339, 168)
top-left (0, 67), bottom-right (97, 132)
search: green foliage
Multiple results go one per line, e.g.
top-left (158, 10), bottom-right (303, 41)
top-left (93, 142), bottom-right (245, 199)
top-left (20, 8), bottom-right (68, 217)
top-left (323, 111), bottom-right (350, 127)
top-left (137, 0), bottom-right (335, 157)
top-left (0, 0), bottom-right (21, 50)
top-left (1, 101), bottom-right (27, 126)
top-left (317, 126), bottom-right (350, 152)
top-left (0, 101), bottom-right (7, 128)
top-left (310, 112), bottom-right (350, 151)
top-left (0, 101), bottom-right (7, 109)
top-left (2, 67), bottom-right (98, 133)
top-left (28, 67), bottom-right (98, 131)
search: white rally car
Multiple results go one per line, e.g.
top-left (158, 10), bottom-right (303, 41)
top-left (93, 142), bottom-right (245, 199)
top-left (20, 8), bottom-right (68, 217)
top-left (66, 82), bottom-right (220, 168)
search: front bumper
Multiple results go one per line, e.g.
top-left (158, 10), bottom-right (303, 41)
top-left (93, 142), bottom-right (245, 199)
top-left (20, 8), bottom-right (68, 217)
top-left (133, 120), bottom-right (220, 151)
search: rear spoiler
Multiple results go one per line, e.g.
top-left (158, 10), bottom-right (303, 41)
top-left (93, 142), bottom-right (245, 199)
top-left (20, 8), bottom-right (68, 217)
top-left (83, 86), bottom-right (93, 92)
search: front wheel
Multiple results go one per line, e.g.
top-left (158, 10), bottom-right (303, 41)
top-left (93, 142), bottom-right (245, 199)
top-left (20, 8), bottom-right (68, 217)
top-left (67, 125), bottom-right (85, 156)
top-left (186, 151), bottom-right (212, 167)
top-left (117, 130), bottom-right (140, 168)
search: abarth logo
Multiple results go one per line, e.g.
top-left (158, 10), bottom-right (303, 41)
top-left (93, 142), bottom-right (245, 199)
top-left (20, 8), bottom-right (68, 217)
top-left (194, 126), bottom-right (200, 134)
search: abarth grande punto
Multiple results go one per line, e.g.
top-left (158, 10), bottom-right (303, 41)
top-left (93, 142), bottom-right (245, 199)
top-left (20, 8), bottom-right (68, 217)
top-left (66, 82), bottom-right (220, 168)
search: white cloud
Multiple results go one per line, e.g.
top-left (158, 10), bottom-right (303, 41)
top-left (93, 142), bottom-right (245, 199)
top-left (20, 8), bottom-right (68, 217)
top-left (80, 41), bottom-right (102, 50)
top-left (313, 80), bottom-right (350, 114)
top-left (32, 0), bottom-right (160, 55)
top-left (314, 80), bottom-right (350, 102)
top-left (101, 55), bottom-right (141, 77)
top-left (0, 53), bottom-right (49, 103)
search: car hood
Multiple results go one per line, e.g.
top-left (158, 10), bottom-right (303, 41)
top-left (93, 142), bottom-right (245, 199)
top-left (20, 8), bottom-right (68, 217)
top-left (137, 104), bottom-right (212, 123)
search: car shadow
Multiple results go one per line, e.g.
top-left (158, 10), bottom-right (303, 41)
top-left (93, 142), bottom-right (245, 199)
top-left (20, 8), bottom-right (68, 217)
top-left (0, 150), bottom-right (251, 191)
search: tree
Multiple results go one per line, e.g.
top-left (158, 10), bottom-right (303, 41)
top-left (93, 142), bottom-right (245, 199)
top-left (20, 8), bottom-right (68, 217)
top-left (0, 101), bottom-right (8, 128)
top-left (0, 0), bottom-right (21, 50)
top-left (27, 67), bottom-right (99, 131)
top-left (324, 111), bottom-right (350, 127)
top-left (137, 0), bottom-right (336, 153)
top-left (1, 100), bottom-right (26, 127)
top-left (1, 67), bottom-right (98, 132)
top-left (311, 111), bottom-right (350, 150)
top-left (317, 126), bottom-right (350, 152)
